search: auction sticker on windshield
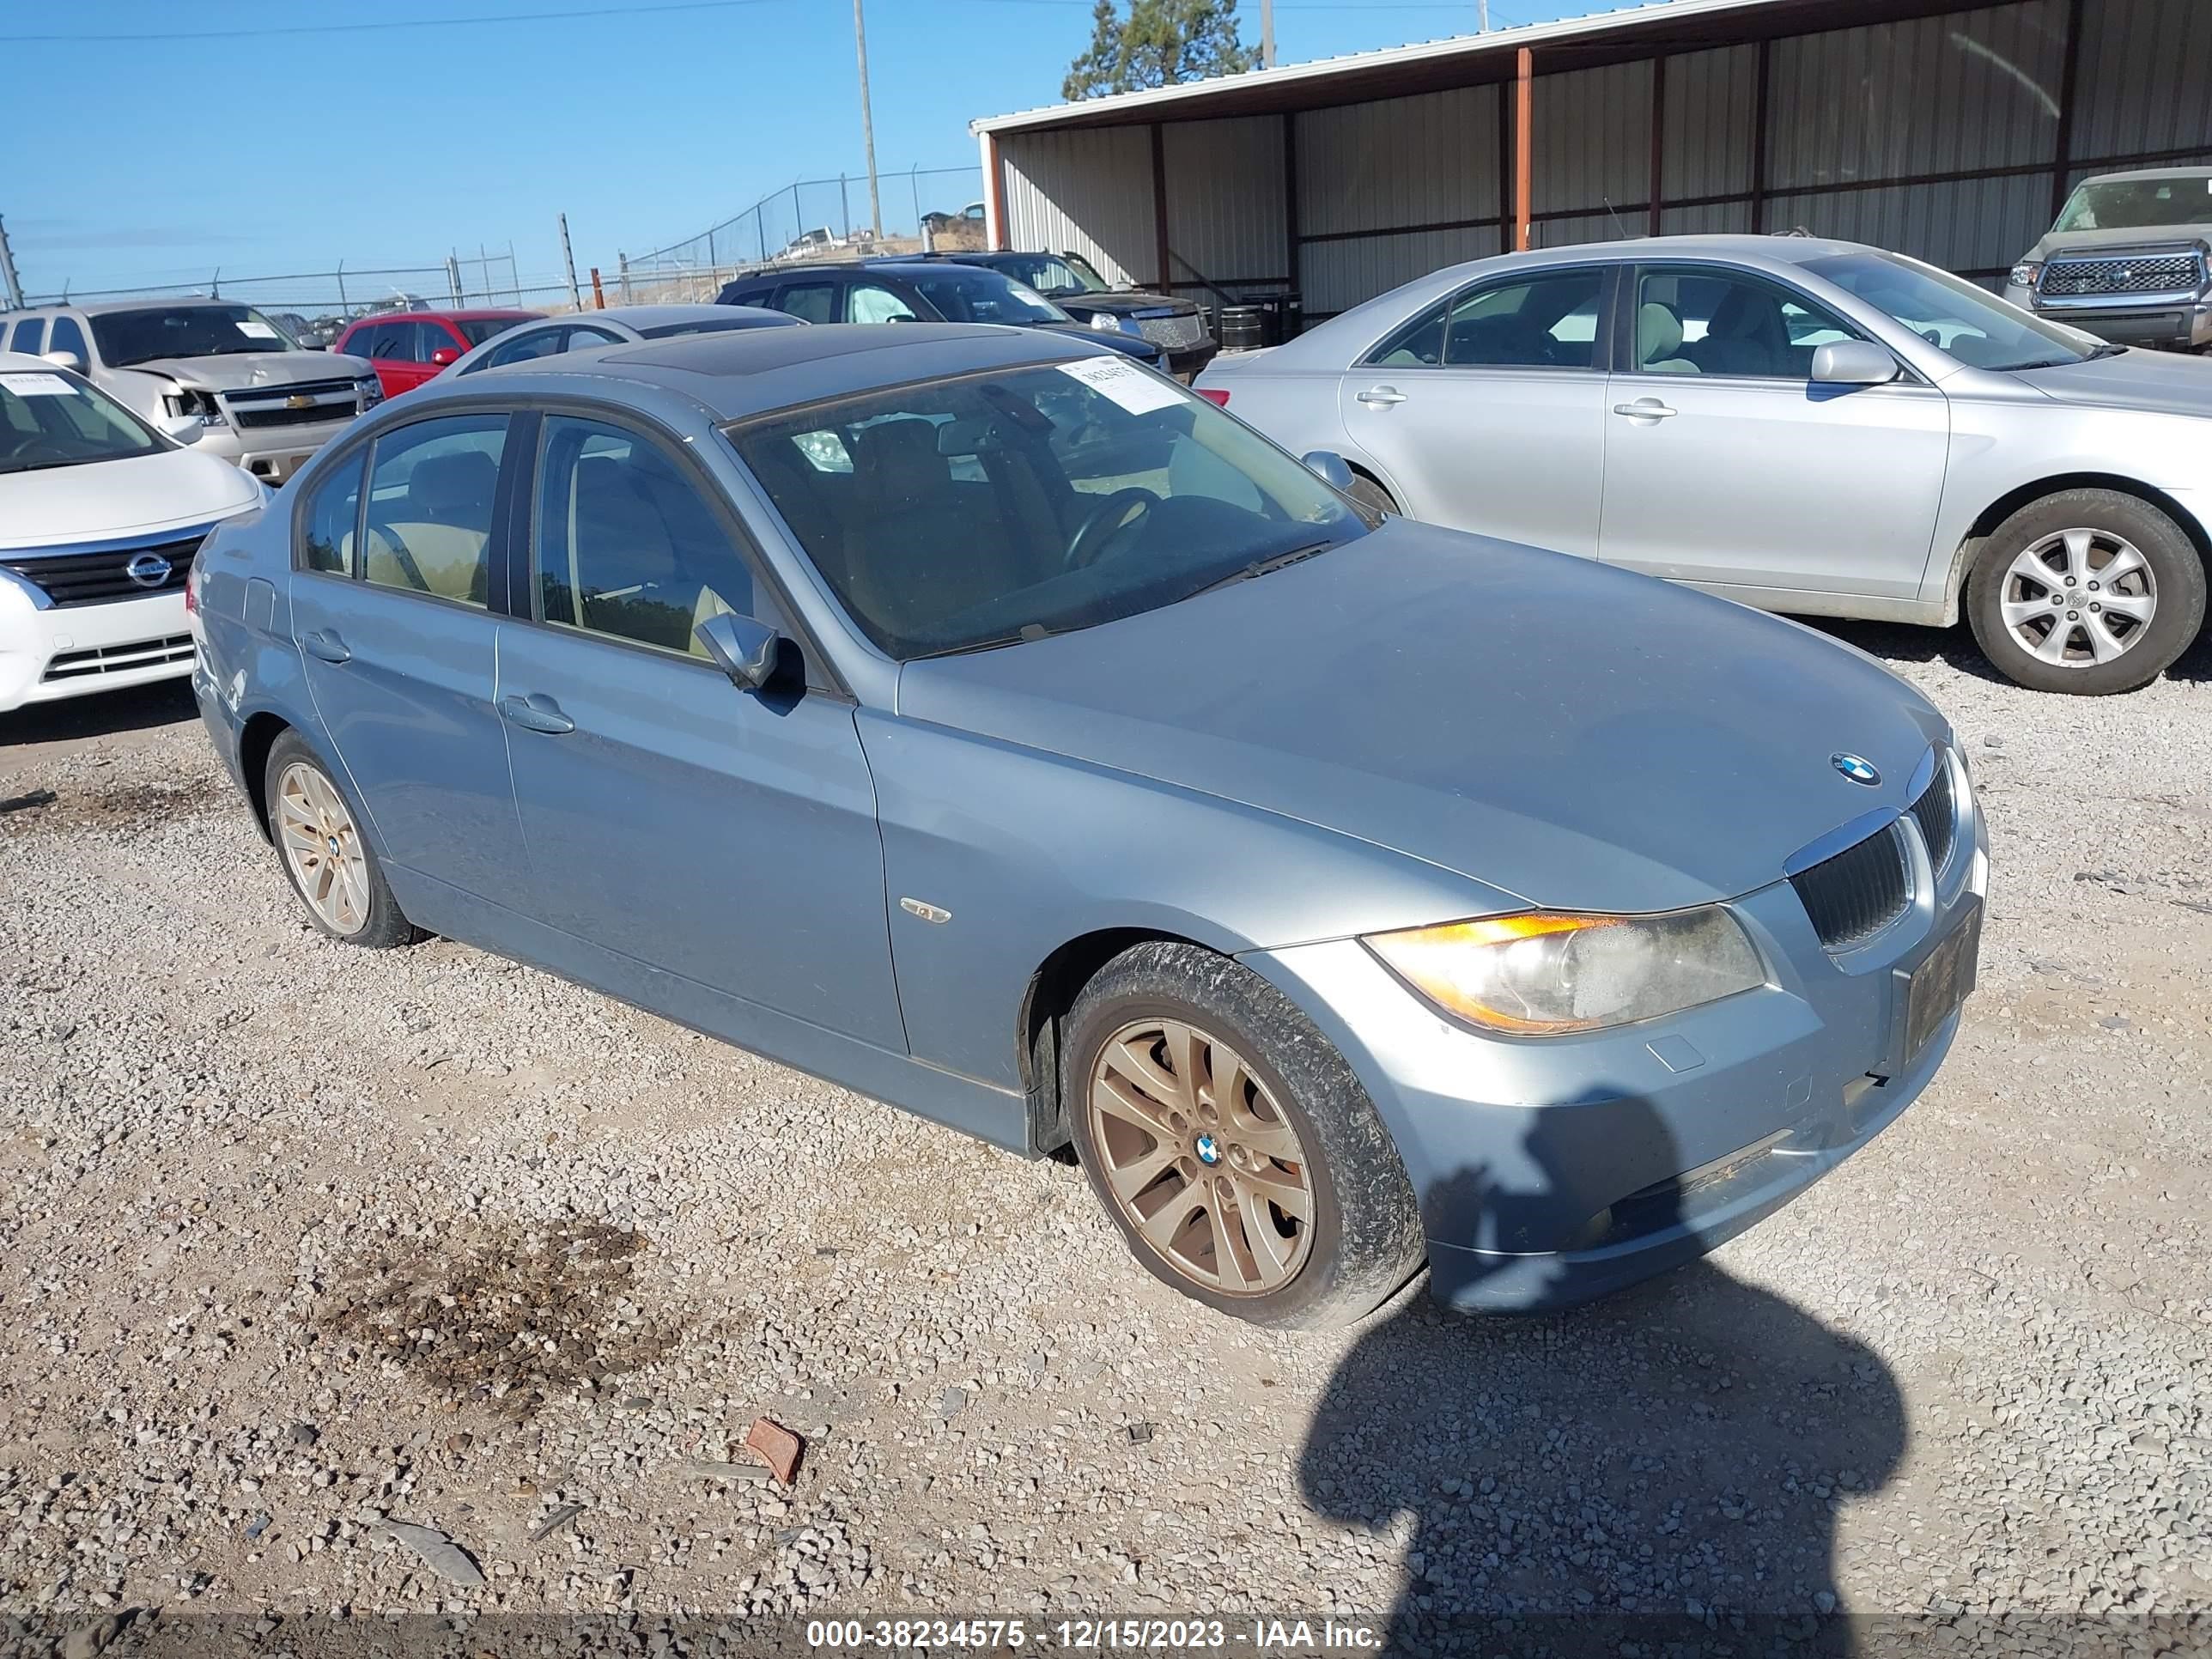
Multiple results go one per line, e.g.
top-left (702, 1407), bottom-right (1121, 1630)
top-left (1058, 356), bottom-right (1182, 415)
top-left (237, 321), bottom-right (282, 340)
top-left (0, 373), bottom-right (76, 397)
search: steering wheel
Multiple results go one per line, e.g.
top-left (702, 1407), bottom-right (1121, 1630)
top-left (0, 429), bottom-right (42, 465)
top-left (1066, 487), bottom-right (1158, 569)
top-left (365, 516), bottom-right (431, 592)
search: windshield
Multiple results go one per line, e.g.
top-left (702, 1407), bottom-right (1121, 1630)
top-left (906, 268), bottom-right (1070, 325)
top-left (0, 367), bottom-right (164, 475)
top-left (1803, 251), bottom-right (2100, 371)
top-left (1060, 253), bottom-right (1113, 293)
top-left (90, 303), bottom-right (298, 368)
top-left (454, 315), bottom-right (539, 347)
top-left (984, 254), bottom-right (1100, 297)
top-left (2055, 176), bottom-right (2212, 232)
top-left (729, 357), bottom-right (1373, 659)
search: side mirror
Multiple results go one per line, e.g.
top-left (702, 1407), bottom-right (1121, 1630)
top-left (428, 347), bottom-right (460, 368)
top-left (694, 611), bottom-right (781, 690)
top-left (1301, 450), bottom-right (1357, 494)
top-left (42, 349), bottom-right (86, 374)
top-left (159, 414), bottom-right (205, 444)
top-left (1810, 340), bottom-right (1900, 386)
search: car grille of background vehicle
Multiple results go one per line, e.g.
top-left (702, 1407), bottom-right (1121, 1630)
top-left (40, 635), bottom-right (196, 684)
top-left (2038, 252), bottom-right (2203, 297)
top-left (1909, 765), bottom-right (1957, 877)
top-left (0, 533), bottom-right (204, 606)
top-left (1135, 312), bottom-right (1206, 349)
top-left (222, 379), bottom-right (362, 429)
top-left (1789, 821), bottom-right (1912, 950)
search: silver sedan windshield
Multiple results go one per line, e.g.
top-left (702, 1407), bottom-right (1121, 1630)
top-left (1806, 251), bottom-right (2101, 371)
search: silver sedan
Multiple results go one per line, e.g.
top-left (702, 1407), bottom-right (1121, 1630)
top-left (1199, 235), bottom-right (2212, 694)
top-left (440, 301), bottom-right (799, 377)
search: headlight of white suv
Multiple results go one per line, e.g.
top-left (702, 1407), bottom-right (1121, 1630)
top-left (1364, 907), bottom-right (1765, 1036)
top-left (355, 376), bottom-right (384, 410)
top-left (164, 389), bottom-right (228, 428)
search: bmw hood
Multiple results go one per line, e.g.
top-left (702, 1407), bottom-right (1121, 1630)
top-left (897, 521), bottom-right (1951, 915)
top-left (123, 351), bottom-right (370, 390)
top-left (0, 447), bottom-right (262, 549)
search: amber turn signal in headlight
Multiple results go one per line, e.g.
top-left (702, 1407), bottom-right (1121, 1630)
top-left (1363, 907), bottom-right (1765, 1035)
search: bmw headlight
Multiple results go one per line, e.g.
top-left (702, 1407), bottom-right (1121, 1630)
top-left (355, 375), bottom-right (384, 410)
top-left (1364, 907), bottom-right (1765, 1035)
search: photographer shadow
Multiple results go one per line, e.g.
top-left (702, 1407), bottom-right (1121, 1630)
top-left (1299, 1105), bottom-right (1906, 1656)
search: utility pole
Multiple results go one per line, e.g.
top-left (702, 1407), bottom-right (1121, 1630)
top-left (558, 213), bottom-right (583, 311)
top-left (1477, 0), bottom-right (1489, 29)
top-left (1261, 0), bottom-right (1274, 67)
top-left (0, 216), bottom-right (25, 309)
top-left (853, 0), bottom-right (883, 238)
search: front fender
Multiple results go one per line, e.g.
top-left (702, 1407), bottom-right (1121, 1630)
top-left (858, 710), bottom-right (1516, 1091)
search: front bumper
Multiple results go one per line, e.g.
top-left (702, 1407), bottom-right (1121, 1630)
top-left (1243, 770), bottom-right (1988, 1314)
top-left (196, 417), bottom-right (358, 484)
top-left (0, 588), bottom-right (193, 714)
top-left (2005, 285), bottom-right (2212, 350)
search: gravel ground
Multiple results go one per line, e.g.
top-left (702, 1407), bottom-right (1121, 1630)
top-left (2, 630), bottom-right (2209, 1658)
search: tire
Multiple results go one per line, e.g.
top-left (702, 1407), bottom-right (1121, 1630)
top-left (1965, 489), bottom-right (2206, 695)
top-left (1061, 940), bottom-right (1425, 1328)
top-left (263, 731), bottom-right (422, 949)
top-left (1348, 473), bottom-right (1400, 518)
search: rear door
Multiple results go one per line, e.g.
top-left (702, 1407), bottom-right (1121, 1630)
top-left (1336, 264), bottom-right (1612, 557)
top-left (1598, 264), bottom-right (1950, 601)
top-left (288, 409), bottom-right (537, 921)
top-left (493, 410), bottom-right (904, 1048)
top-left (380, 320), bottom-right (447, 398)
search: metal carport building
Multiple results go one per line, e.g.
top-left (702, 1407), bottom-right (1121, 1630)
top-left (969, 0), bottom-right (2212, 325)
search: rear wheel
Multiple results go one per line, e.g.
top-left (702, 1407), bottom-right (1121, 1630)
top-left (264, 732), bottom-right (421, 949)
top-left (1063, 941), bottom-right (1424, 1328)
top-left (1965, 489), bottom-right (2205, 694)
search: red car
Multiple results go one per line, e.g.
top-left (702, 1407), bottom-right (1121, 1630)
top-left (332, 309), bottom-right (542, 398)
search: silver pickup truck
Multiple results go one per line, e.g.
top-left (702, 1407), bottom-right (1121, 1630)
top-left (2004, 167), bottom-right (2212, 353)
top-left (2, 297), bottom-right (380, 483)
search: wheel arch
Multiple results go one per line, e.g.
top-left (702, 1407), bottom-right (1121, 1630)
top-left (237, 710), bottom-right (295, 843)
top-left (1016, 926), bottom-right (1219, 1155)
top-left (1941, 472), bottom-right (2212, 623)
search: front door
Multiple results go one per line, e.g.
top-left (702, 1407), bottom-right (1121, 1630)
top-left (1336, 264), bottom-right (1611, 557)
top-left (495, 412), bottom-right (904, 1049)
top-left (289, 410), bottom-right (534, 917)
top-left (1598, 264), bottom-right (1951, 602)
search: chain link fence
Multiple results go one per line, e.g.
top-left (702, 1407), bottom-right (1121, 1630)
top-left (619, 164), bottom-right (984, 303)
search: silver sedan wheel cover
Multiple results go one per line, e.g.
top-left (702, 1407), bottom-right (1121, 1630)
top-left (276, 761), bottom-right (370, 935)
top-left (1086, 1017), bottom-right (1316, 1297)
top-left (1999, 526), bottom-right (2157, 669)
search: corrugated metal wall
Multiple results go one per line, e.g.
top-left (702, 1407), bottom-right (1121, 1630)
top-left (992, 0), bottom-right (2212, 321)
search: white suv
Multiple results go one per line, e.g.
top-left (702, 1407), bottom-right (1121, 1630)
top-left (3, 297), bottom-right (379, 485)
top-left (0, 353), bottom-right (264, 714)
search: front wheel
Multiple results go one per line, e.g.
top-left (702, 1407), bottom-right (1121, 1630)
top-left (1965, 489), bottom-right (2206, 694)
top-left (1348, 473), bottom-right (1400, 518)
top-left (1062, 941), bottom-right (1425, 1328)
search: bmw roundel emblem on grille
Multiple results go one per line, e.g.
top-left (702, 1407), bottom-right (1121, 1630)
top-left (125, 553), bottom-right (173, 589)
top-left (1831, 752), bottom-right (1881, 787)
top-left (1194, 1133), bottom-right (1222, 1165)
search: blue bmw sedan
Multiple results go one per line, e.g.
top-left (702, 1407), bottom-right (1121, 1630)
top-left (190, 322), bottom-right (1984, 1327)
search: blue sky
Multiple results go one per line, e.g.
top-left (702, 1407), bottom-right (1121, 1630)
top-left (4, 0), bottom-right (1605, 302)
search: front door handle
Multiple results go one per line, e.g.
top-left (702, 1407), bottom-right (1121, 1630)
top-left (302, 629), bottom-right (351, 664)
top-left (497, 694), bottom-right (575, 736)
top-left (1612, 398), bottom-right (1679, 421)
top-left (1355, 385), bottom-right (1407, 408)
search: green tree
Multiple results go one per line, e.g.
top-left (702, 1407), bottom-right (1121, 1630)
top-left (1061, 0), bottom-right (1261, 100)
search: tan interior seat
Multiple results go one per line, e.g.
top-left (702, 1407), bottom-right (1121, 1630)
top-left (365, 449), bottom-right (498, 602)
top-left (1636, 301), bottom-right (1701, 374)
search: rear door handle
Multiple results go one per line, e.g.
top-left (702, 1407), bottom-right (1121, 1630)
top-left (498, 694), bottom-right (575, 736)
top-left (302, 629), bottom-right (351, 664)
top-left (1355, 385), bottom-right (1407, 408)
top-left (1612, 398), bottom-right (1678, 421)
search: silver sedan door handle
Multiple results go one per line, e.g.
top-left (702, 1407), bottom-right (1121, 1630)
top-left (1355, 385), bottom-right (1407, 408)
top-left (1612, 398), bottom-right (1678, 421)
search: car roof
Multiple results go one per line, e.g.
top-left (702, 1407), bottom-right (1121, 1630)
top-left (2073, 166), bottom-right (2212, 184)
top-left (17, 296), bottom-right (257, 318)
top-left (347, 308), bottom-right (540, 325)
top-left (450, 321), bottom-right (1107, 422)
top-left (567, 302), bottom-right (765, 329)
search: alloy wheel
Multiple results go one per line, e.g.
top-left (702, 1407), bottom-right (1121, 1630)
top-left (276, 761), bottom-right (370, 936)
top-left (1085, 1017), bottom-right (1316, 1296)
top-left (1998, 526), bottom-right (2158, 668)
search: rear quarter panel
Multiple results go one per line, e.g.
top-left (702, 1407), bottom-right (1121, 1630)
top-left (190, 501), bottom-right (329, 824)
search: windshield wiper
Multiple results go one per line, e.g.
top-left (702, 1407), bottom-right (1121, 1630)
top-left (2086, 342), bottom-right (2129, 359)
top-left (906, 622), bottom-right (1058, 660)
top-left (1177, 540), bottom-right (1339, 603)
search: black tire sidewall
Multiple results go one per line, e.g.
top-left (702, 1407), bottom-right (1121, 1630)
top-left (1966, 489), bottom-right (2207, 695)
top-left (1062, 942), bottom-right (1424, 1329)
top-left (1349, 475), bottom-right (1399, 518)
top-left (262, 732), bottom-right (416, 949)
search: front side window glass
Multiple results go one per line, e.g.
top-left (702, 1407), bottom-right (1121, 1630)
top-left (1370, 270), bottom-right (1605, 368)
top-left (847, 283), bottom-right (919, 325)
top-left (910, 269), bottom-right (1067, 325)
top-left (300, 451), bottom-right (366, 574)
top-left (1632, 269), bottom-right (1860, 378)
top-left (360, 415), bottom-right (508, 605)
top-left (534, 416), bottom-right (755, 658)
top-left (729, 358), bottom-right (1372, 660)
top-left (478, 327), bottom-right (567, 370)
top-left (48, 317), bottom-right (88, 361)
